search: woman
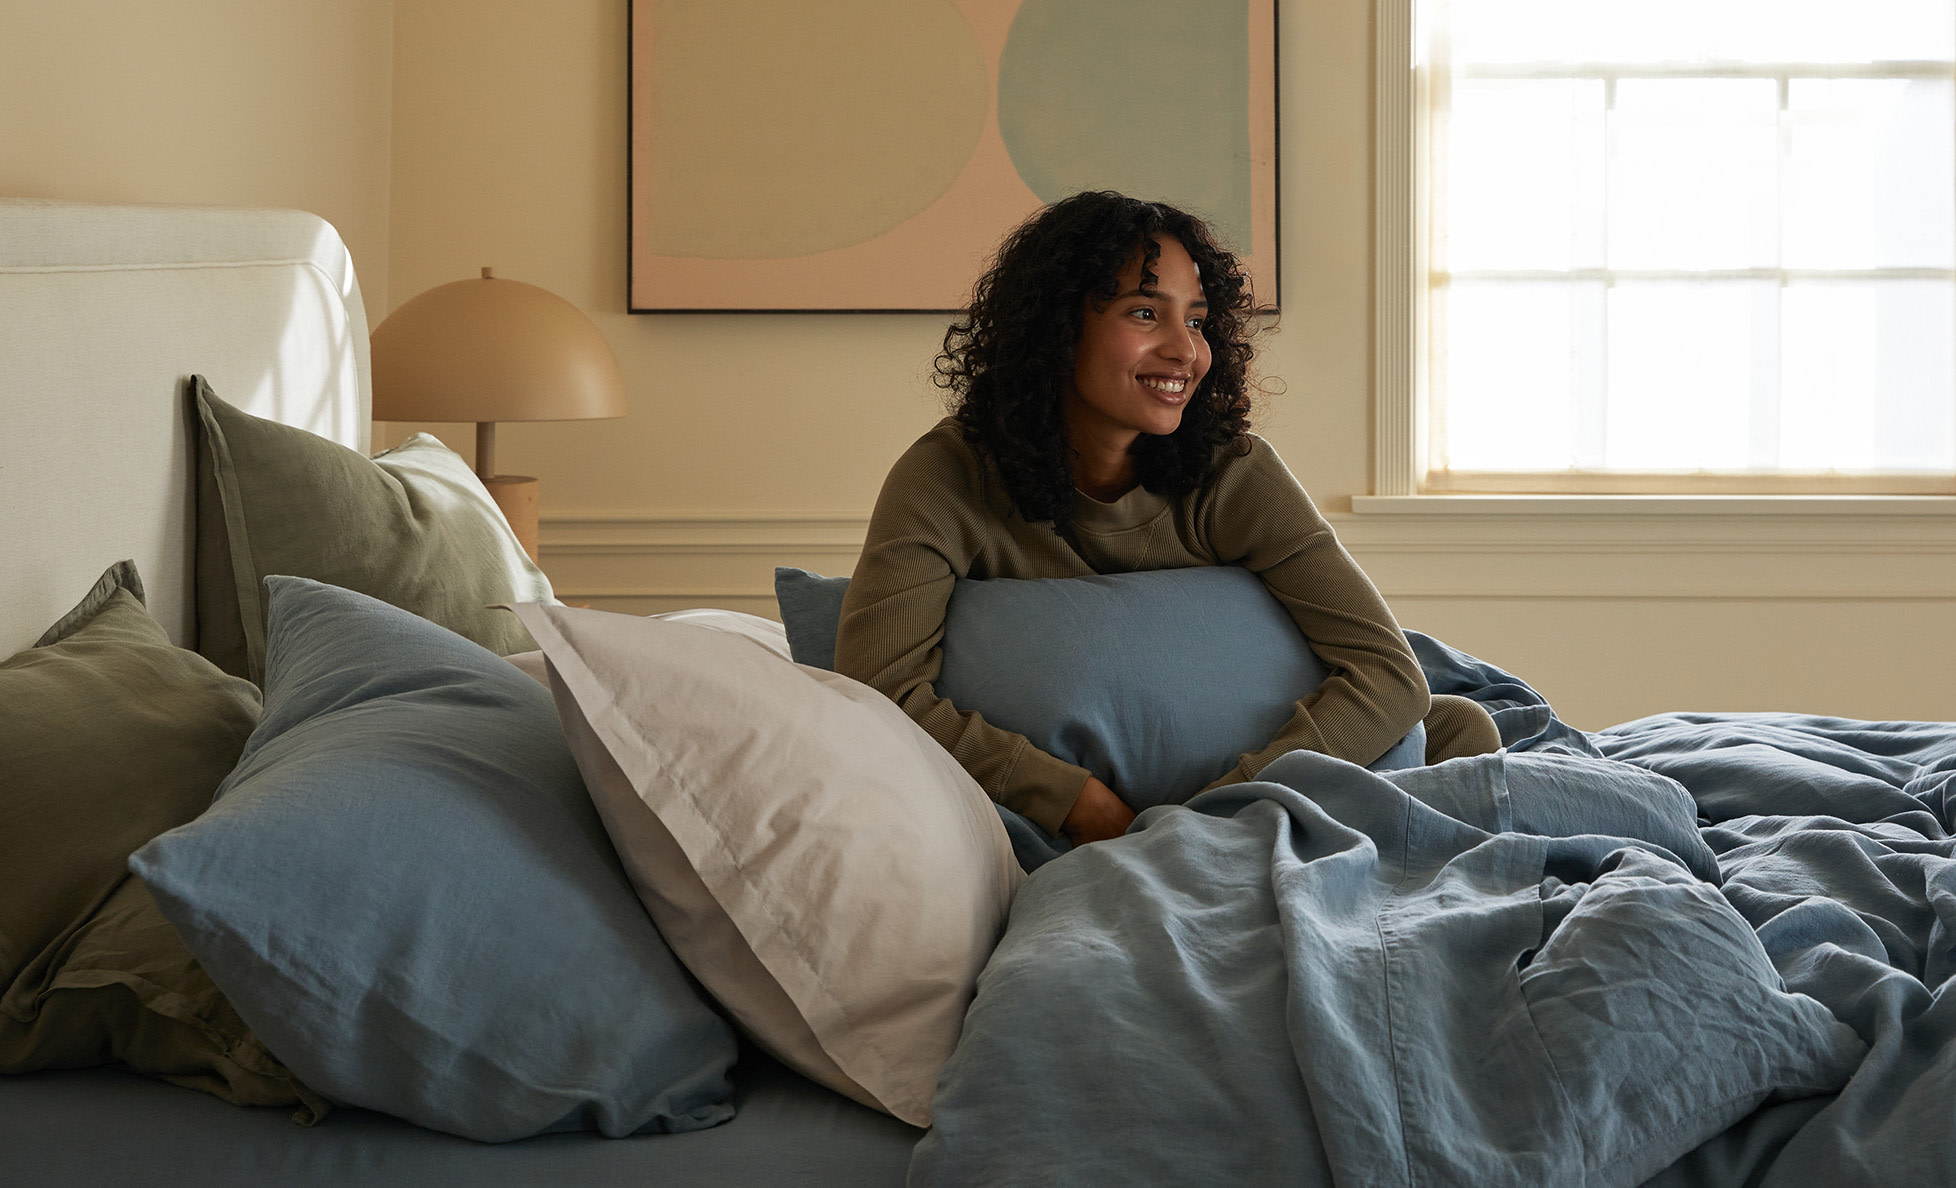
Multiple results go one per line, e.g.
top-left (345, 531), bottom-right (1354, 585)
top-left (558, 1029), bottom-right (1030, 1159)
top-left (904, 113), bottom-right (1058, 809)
top-left (835, 192), bottom-right (1500, 846)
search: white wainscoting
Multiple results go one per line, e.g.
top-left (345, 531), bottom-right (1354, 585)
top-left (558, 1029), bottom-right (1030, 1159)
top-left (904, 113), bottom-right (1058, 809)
top-left (1336, 503), bottom-right (1956, 726)
top-left (1337, 500), bottom-right (1956, 602)
top-left (541, 513), bottom-right (867, 618)
top-left (537, 508), bottom-right (1956, 728)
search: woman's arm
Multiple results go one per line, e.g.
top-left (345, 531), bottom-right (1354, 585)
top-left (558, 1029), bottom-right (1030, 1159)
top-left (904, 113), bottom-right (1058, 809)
top-left (1199, 438), bottom-right (1430, 783)
top-left (834, 431), bottom-right (1099, 835)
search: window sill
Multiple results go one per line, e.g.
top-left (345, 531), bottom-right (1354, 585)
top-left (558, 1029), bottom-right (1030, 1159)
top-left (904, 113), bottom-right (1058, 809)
top-left (1350, 494), bottom-right (1956, 517)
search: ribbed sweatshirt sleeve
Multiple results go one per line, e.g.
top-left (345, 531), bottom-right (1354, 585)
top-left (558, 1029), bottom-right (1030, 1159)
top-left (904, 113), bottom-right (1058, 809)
top-left (833, 430), bottom-right (1093, 833)
top-left (1196, 439), bottom-right (1430, 783)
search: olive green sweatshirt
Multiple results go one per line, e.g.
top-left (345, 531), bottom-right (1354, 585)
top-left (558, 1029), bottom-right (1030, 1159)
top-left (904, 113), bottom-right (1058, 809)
top-left (834, 419), bottom-right (1500, 832)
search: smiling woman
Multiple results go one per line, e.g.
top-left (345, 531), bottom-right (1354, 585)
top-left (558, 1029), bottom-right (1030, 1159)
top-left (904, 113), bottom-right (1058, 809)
top-left (834, 192), bottom-right (1504, 847)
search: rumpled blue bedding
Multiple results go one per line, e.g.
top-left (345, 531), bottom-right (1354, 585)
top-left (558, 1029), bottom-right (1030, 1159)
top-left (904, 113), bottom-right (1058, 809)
top-left (913, 633), bottom-right (1956, 1187)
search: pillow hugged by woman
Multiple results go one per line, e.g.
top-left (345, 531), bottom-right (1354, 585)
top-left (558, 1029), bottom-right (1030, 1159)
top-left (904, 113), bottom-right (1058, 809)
top-left (835, 191), bottom-right (1501, 845)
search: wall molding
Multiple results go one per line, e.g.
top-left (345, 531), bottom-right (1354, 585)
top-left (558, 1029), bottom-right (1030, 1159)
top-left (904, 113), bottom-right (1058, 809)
top-left (535, 510), bottom-right (1956, 608)
top-left (539, 513), bottom-right (865, 611)
top-left (546, 513), bottom-right (867, 556)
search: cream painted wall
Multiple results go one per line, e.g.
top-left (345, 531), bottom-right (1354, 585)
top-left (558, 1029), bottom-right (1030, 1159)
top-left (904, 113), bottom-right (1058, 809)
top-left (0, 0), bottom-right (397, 312)
top-left (382, 1), bottom-right (1373, 567)
top-left (386, 0), bottom-right (1955, 730)
top-left (9, 1), bottom-right (1944, 728)
top-left (385, 0), bottom-right (958, 513)
top-left (383, 0), bottom-right (1374, 502)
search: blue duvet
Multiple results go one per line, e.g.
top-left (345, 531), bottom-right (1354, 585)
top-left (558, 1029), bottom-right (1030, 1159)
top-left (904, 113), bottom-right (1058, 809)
top-left (912, 634), bottom-right (1956, 1187)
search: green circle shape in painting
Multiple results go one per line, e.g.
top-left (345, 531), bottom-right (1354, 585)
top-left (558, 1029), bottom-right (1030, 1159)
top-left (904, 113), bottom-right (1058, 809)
top-left (997, 0), bottom-right (1252, 255)
top-left (641, 0), bottom-right (987, 260)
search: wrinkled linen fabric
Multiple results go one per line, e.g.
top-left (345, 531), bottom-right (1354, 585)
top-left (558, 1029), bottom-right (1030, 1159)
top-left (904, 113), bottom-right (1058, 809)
top-left (1599, 713), bottom-right (1956, 1188)
top-left (913, 634), bottom-right (1956, 1188)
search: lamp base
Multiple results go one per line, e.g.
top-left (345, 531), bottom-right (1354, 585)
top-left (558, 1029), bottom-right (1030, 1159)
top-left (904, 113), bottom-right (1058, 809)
top-left (484, 474), bottom-right (540, 562)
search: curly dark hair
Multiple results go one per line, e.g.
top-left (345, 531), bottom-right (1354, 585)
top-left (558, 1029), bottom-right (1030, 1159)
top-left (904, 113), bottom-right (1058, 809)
top-left (934, 190), bottom-right (1259, 530)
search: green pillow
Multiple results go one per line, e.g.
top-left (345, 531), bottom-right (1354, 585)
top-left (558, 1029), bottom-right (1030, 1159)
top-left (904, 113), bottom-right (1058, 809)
top-left (0, 561), bottom-right (323, 1117)
top-left (193, 376), bottom-right (554, 682)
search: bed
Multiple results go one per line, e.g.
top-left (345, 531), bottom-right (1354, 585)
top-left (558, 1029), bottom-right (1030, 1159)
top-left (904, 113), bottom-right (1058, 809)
top-left (4, 199), bottom-right (1955, 1188)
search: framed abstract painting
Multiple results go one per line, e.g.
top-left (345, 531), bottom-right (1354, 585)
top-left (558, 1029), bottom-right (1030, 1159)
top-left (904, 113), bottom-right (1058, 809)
top-left (629, 0), bottom-right (1280, 312)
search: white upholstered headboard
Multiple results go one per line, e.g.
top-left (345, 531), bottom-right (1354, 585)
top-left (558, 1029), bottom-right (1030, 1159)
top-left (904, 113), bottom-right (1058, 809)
top-left (0, 199), bottom-right (371, 653)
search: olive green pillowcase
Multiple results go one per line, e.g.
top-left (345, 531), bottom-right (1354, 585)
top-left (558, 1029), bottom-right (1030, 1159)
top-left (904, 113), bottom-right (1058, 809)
top-left (192, 376), bottom-right (554, 683)
top-left (0, 561), bottom-right (324, 1117)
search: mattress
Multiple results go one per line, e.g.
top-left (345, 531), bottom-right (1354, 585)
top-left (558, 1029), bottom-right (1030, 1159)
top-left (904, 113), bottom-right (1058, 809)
top-left (1, 1047), bottom-right (920, 1186)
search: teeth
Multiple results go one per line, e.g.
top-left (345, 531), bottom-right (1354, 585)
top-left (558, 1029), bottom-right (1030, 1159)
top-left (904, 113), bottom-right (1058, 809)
top-left (1141, 377), bottom-right (1187, 394)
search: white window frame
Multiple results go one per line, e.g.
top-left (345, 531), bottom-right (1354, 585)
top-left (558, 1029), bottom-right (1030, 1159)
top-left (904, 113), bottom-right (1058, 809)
top-left (1376, 0), bottom-right (1425, 497)
top-left (1372, 0), bottom-right (1956, 501)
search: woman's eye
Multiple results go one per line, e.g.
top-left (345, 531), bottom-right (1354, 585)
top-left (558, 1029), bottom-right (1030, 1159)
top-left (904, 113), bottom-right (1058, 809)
top-left (1186, 317), bottom-right (1205, 330)
top-left (1130, 307), bottom-right (1156, 321)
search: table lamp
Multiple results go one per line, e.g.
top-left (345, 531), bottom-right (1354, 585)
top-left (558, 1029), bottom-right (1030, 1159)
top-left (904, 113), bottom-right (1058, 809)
top-left (370, 267), bottom-right (626, 561)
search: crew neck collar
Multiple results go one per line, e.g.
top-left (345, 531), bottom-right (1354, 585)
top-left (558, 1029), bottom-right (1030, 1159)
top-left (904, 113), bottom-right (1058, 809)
top-left (1070, 481), bottom-right (1169, 533)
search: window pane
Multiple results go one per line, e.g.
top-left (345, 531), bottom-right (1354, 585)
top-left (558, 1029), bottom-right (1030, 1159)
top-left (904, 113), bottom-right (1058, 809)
top-left (1783, 281), bottom-right (1956, 470)
top-left (1606, 282), bottom-right (1760, 469)
top-left (1445, 80), bottom-right (1606, 270)
top-left (1448, 0), bottom-right (1954, 66)
top-left (1785, 79), bottom-right (1956, 270)
top-left (1610, 80), bottom-right (1779, 270)
top-left (1422, 0), bottom-right (1956, 484)
top-left (1440, 281), bottom-right (1583, 470)
top-left (1747, 0), bottom-right (1956, 64)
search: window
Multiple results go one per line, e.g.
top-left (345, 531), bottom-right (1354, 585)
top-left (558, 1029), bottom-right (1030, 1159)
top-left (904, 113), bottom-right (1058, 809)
top-left (1381, 1), bottom-right (1956, 495)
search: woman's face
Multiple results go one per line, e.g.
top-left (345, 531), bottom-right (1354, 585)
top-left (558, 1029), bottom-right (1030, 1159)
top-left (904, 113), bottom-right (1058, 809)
top-left (1066, 236), bottom-right (1213, 449)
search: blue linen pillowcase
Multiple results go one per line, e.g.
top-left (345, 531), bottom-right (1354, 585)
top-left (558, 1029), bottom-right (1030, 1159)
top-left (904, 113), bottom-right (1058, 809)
top-left (774, 565), bottom-right (1426, 813)
top-left (131, 576), bottom-right (740, 1143)
top-left (773, 567), bottom-right (854, 673)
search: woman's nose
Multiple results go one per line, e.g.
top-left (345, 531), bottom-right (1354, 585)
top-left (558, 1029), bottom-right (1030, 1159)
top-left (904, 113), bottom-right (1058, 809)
top-left (1159, 324), bottom-right (1198, 363)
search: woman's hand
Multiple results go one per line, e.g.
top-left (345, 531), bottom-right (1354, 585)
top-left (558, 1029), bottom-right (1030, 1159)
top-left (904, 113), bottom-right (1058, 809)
top-left (1061, 774), bottom-right (1135, 845)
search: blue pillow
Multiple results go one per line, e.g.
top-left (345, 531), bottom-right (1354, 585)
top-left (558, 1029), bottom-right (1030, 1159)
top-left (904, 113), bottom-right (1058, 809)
top-left (131, 577), bottom-right (739, 1143)
top-left (775, 566), bottom-right (1425, 814)
top-left (775, 566), bottom-right (851, 671)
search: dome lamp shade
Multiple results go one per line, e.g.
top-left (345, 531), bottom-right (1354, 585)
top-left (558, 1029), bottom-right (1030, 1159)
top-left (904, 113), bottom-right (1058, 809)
top-left (369, 268), bottom-right (626, 561)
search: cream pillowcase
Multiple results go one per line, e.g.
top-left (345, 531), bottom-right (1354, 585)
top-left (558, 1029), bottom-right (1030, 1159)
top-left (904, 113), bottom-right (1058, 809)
top-left (503, 607), bottom-right (792, 687)
top-left (511, 603), bottom-right (1022, 1128)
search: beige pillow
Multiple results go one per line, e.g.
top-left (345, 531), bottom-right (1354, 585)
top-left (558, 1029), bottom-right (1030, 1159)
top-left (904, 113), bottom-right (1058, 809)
top-left (504, 608), bottom-right (791, 687)
top-left (511, 603), bottom-right (1021, 1126)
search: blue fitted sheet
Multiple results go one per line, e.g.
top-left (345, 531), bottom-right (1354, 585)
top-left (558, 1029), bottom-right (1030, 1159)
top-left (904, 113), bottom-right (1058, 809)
top-left (0, 1048), bottom-right (920, 1187)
